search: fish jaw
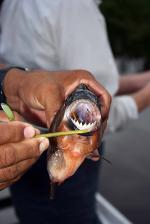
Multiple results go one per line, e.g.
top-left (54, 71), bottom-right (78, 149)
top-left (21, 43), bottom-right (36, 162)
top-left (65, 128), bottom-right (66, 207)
top-left (47, 123), bottom-right (100, 183)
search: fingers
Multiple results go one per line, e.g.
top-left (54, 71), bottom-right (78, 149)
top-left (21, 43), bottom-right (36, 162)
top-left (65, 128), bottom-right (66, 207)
top-left (0, 121), bottom-right (39, 144)
top-left (17, 73), bottom-right (65, 127)
top-left (0, 136), bottom-right (49, 190)
top-left (81, 76), bottom-right (112, 121)
top-left (0, 118), bottom-right (49, 189)
top-left (80, 71), bottom-right (112, 121)
top-left (0, 111), bottom-right (11, 122)
top-left (12, 69), bottom-right (111, 128)
top-left (0, 175), bottom-right (21, 190)
top-left (44, 84), bottom-right (64, 127)
top-left (0, 158), bottom-right (38, 183)
top-left (62, 70), bottom-right (112, 121)
top-left (0, 110), bottom-right (25, 122)
top-left (0, 137), bottom-right (49, 169)
top-left (46, 69), bottom-right (111, 127)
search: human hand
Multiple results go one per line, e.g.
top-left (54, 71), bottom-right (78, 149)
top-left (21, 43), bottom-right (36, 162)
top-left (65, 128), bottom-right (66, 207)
top-left (141, 82), bottom-right (150, 107)
top-left (118, 71), bottom-right (150, 95)
top-left (3, 69), bottom-right (111, 132)
top-left (0, 112), bottom-right (49, 190)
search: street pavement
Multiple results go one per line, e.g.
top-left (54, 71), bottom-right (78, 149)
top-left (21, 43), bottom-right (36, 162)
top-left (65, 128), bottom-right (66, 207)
top-left (100, 108), bottom-right (150, 224)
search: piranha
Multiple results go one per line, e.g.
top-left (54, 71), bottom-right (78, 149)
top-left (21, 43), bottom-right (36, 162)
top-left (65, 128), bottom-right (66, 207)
top-left (47, 84), bottom-right (102, 185)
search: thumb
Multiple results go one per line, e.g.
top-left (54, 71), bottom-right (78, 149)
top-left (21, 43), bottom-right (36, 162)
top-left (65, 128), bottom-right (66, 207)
top-left (45, 91), bottom-right (64, 128)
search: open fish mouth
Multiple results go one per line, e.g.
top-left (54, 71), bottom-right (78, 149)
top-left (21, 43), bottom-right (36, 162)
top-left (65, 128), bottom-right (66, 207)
top-left (47, 84), bottom-right (102, 186)
top-left (64, 99), bottom-right (101, 132)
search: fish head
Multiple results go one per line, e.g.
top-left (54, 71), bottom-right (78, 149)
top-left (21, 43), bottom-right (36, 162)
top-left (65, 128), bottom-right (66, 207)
top-left (47, 84), bottom-right (102, 183)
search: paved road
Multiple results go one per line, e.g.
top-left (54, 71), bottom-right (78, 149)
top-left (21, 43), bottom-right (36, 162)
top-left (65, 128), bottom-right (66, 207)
top-left (100, 108), bottom-right (150, 224)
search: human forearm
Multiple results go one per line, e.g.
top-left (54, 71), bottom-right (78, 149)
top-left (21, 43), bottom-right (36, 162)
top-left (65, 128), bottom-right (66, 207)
top-left (117, 71), bottom-right (150, 95)
top-left (106, 83), bottom-right (150, 134)
top-left (131, 83), bottom-right (150, 112)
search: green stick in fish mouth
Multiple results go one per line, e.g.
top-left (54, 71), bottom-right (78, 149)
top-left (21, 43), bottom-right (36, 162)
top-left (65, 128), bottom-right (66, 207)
top-left (35, 129), bottom-right (90, 138)
top-left (1, 103), bottom-right (90, 138)
top-left (1, 103), bottom-right (15, 121)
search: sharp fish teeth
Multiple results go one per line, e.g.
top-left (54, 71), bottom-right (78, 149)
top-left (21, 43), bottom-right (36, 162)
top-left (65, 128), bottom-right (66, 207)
top-left (71, 118), bottom-right (96, 130)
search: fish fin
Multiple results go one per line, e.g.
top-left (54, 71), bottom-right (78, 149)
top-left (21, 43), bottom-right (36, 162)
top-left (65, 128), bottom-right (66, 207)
top-left (87, 149), bottom-right (100, 161)
top-left (49, 182), bottom-right (56, 200)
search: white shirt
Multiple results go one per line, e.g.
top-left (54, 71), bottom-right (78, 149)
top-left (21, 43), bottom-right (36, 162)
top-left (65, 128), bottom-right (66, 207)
top-left (0, 0), bottom-right (138, 132)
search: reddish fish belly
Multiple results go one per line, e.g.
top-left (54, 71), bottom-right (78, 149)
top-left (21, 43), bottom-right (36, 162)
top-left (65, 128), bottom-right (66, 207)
top-left (47, 122), bottom-right (100, 183)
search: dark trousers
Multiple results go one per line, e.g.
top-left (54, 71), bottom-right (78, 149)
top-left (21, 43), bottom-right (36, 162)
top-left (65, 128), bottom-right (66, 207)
top-left (10, 145), bottom-right (103, 224)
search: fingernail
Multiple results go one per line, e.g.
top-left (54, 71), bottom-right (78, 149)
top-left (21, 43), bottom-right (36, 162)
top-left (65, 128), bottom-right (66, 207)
top-left (39, 137), bottom-right (49, 154)
top-left (24, 126), bottom-right (36, 139)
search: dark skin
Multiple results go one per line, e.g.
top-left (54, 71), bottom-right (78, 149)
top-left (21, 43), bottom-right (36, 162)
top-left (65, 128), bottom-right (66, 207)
top-left (4, 69), bottom-right (111, 126)
top-left (117, 71), bottom-right (150, 95)
top-left (0, 111), bottom-right (49, 190)
top-left (0, 68), bottom-right (111, 190)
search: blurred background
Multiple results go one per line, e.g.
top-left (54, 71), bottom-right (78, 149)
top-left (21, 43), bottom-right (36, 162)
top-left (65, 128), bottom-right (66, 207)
top-left (101, 0), bottom-right (150, 72)
top-left (100, 1), bottom-right (150, 224)
top-left (0, 0), bottom-right (150, 223)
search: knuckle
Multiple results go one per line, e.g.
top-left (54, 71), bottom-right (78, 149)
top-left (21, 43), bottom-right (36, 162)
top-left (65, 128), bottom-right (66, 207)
top-left (32, 143), bottom-right (40, 157)
top-left (27, 140), bottom-right (40, 157)
top-left (45, 82), bottom-right (58, 93)
top-left (0, 183), bottom-right (9, 191)
top-left (0, 165), bottom-right (17, 181)
top-left (108, 94), bottom-right (112, 104)
top-left (8, 165), bottom-right (19, 179)
top-left (74, 69), bottom-right (93, 80)
top-left (0, 144), bottom-right (17, 167)
top-left (104, 89), bottom-right (112, 105)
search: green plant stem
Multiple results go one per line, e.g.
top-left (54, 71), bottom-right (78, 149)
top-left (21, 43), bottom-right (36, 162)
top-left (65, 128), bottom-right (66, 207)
top-left (0, 103), bottom-right (90, 138)
top-left (35, 129), bottom-right (89, 138)
top-left (1, 103), bottom-right (15, 121)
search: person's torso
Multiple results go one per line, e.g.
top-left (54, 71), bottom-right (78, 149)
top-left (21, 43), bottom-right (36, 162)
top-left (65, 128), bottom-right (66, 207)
top-left (0, 0), bottom-right (60, 70)
top-left (0, 0), bottom-right (118, 95)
